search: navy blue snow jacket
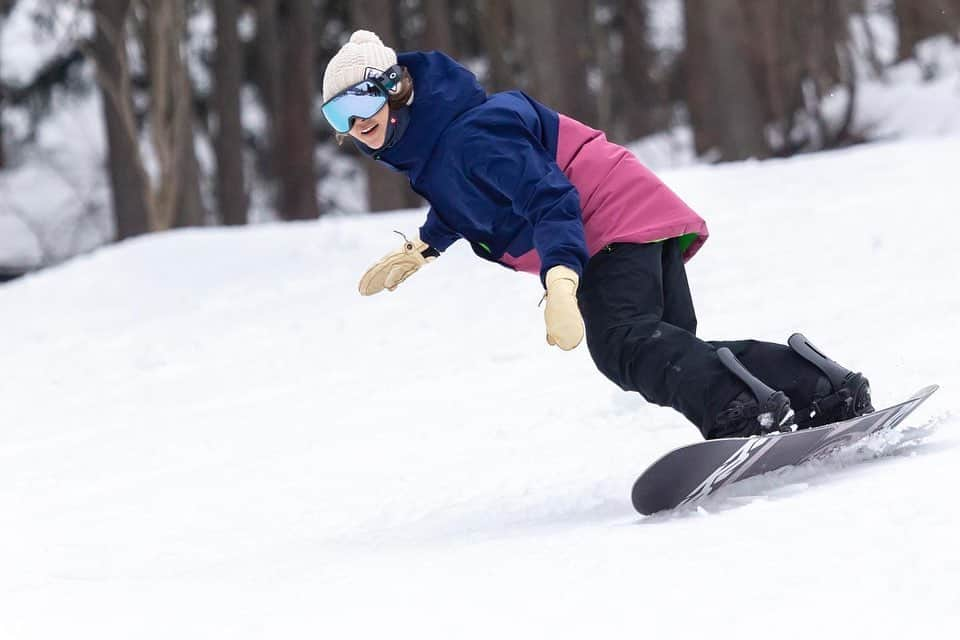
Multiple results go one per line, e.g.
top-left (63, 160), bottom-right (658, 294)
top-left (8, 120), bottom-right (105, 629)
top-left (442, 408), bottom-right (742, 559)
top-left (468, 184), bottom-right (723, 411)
top-left (361, 51), bottom-right (589, 284)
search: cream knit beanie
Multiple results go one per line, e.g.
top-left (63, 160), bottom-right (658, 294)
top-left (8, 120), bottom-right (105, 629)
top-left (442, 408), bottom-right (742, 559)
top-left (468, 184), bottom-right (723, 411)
top-left (323, 30), bottom-right (398, 102)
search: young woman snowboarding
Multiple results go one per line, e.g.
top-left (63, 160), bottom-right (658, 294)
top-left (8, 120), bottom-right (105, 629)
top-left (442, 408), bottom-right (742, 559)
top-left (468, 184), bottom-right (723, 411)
top-left (321, 30), bottom-right (874, 439)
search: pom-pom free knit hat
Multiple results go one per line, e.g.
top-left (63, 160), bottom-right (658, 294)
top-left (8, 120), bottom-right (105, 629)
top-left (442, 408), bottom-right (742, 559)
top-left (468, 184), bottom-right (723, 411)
top-left (323, 30), bottom-right (398, 102)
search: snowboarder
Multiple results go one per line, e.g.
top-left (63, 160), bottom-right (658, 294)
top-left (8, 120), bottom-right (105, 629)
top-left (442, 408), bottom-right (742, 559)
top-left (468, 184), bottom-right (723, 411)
top-left (321, 30), bottom-right (874, 440)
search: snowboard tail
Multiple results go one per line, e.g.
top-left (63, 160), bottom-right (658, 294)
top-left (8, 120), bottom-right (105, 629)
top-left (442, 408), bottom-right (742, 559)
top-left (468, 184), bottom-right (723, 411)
top-left (631, 385), bottom-right (939, 515)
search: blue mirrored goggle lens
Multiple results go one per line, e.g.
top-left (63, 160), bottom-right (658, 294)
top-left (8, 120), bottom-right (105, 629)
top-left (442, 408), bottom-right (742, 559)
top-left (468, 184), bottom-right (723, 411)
top-left (322, 81), bottom-right (387, 133)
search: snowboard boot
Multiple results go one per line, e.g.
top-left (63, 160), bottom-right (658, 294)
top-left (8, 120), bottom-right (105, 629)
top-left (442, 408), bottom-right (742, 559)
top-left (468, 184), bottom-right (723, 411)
top-left (710, 347), bottom-right (796, 438)
top-left (788, 333), bottom-right (875, 430)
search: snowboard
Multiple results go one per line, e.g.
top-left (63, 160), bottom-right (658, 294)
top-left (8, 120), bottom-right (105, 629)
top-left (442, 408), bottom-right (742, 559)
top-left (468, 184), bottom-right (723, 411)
top-left (632, 385), bottom-right (939, 515)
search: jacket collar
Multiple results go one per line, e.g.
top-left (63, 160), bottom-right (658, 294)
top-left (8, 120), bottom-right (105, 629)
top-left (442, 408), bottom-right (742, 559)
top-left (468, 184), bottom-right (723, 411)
top-left (362, 51), bottom-right (486, 183)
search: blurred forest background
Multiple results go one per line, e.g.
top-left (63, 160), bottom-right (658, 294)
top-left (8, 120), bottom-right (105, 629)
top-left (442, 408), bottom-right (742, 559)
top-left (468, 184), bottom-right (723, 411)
top-left (1, 0), bottom-right (959, 278)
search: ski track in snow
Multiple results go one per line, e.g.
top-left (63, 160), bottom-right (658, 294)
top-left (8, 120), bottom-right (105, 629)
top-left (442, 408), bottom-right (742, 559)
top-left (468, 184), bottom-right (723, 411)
top-left (2, 136), bottom-right (960, 638)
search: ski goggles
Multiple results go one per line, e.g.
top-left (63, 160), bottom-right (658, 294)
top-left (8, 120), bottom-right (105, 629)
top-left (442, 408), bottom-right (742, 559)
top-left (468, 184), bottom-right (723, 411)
top-left (321, 65), bottom-right (403, 134)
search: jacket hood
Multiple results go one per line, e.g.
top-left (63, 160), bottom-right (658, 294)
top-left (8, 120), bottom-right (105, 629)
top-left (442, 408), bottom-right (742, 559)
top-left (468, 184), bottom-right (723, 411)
top-left (372, 51), bottom-right (487, 182)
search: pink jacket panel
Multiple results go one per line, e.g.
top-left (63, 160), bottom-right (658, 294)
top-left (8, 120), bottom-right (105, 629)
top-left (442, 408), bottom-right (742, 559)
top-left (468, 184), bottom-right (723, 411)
top-left (500, 115), bottom-right (708, 276)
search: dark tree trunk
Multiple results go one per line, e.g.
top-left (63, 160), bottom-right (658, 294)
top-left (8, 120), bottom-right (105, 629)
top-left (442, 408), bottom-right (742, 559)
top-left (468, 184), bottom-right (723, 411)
top-left (511, 0), bottom-right (595, 125)
top-left (0, 0), bottom-right (10, 169)
top-left (255, 0), bottom-right (282, 180)
top-left (0, 23), bottom-right (4, 170)
top-left (213, 0), bottom-right (249, 225)
top-left (175, 107), bottom-right (207, 228)
top-left (174, 6), bottom-right (207, 231)
top-left (352, 0), bottom-right (421, 212)
top-left (894, 0), bottom-right (960, 61)
top-left (420, 0), bottom-right (456, 54)
top-left (683, 0), bottom-right (768, 161)
top-left (736, 0), bottom-right (855, 154)
top-left (618, 0), bottom-right (663, 139)
top-left (0, 7), bottom-right (4, 170)
top-left (276, 0), bottom-right (320, 220)
top-left (90, 0), bottom-right (150, 239)
top-left (474, 0), bottom-right (514, 92)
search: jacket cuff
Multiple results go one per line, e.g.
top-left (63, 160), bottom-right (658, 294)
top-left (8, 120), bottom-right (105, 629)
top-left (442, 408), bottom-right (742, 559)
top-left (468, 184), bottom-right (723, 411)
top-left (539, 257), bottom-right (584, 288)
top-left (419, 209), bottom-right (461, 253)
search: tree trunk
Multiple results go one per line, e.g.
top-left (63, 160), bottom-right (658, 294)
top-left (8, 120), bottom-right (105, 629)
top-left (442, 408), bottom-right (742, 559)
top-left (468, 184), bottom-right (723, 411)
top-left (474, 0), bottom-right (514, 92)
top-left (0, 8), bottom-right (4, 170)
top-left (0, 14), bottom-right (5, 170)
top-left (175, 96), bottom-right (206, 228)
top-left (90, 0), bottom-right (150, 239)
top-left (420, 0), bottom-right (455, 54)
top-left (140, 0), bottom-right (206, 230)
top-left (352, 0), bottom-right (421, 212)
top-left (511, 0), bottom-right (594, 125)
top-left (275, 0), bottom-right (320, 220)
top-left (255, 0), bottom-right (281, 180)
top-left (683, 0), bottom-right (768, 161)
top-left (172, 0), bottom-right (206, 229)
top-left (213, 0), bottom-right (249, 225)
top-left (0, 0), bottom-right (10, 170)
top-left (618, 0), bottom-right (662, 139)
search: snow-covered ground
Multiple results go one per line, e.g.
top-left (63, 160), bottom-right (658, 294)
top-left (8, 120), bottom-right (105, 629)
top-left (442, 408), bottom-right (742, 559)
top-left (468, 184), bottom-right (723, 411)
top-left (1, 133), bottom-right (958, 638)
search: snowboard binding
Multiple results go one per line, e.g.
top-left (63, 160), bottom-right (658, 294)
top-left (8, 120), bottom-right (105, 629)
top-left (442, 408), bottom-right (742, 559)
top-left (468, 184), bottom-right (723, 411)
top-left (713, 347), bottom-right (796, 438)
top-left (788, 333), bottom-right (875, 429)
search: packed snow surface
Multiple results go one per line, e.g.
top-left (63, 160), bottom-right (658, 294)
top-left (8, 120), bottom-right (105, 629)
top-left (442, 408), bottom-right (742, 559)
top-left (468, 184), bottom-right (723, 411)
top-left (1, 135), bottom-right (959, 638)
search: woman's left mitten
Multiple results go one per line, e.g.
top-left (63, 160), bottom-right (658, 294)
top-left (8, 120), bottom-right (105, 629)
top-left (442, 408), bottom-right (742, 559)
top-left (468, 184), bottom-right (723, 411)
top-left (544, 265), bottom-right (585, 350)
top-left (359, 236), bottom-right (435, 295)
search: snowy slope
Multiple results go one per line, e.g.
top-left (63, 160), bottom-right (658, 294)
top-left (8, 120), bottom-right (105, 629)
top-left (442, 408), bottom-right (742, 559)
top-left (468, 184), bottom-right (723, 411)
top-left (1, 135), bottom-right (959, 639)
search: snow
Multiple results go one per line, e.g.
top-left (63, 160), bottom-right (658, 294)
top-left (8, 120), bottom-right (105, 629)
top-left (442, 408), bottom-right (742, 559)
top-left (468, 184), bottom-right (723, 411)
top-left (819, 34), bottom-right (960, 144)
top-left (0, 213), bottom-right (42, 269)
top-left (647, 0), bottom-right (685, 53)
top-left (2, 133), bottom-right (959, 638)
top-left (627, 125), bottom-right (698, 170)
top-left (0, 86), bottom-right (112, 267)
top-left (0, 0), bottom-right (90, 86)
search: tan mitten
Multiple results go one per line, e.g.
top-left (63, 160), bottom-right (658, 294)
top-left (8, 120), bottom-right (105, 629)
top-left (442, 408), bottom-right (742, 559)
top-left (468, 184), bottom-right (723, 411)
top-left (544, 265), bottom-right (585, 350)
top-left (359, 235), bottom-right (435, 295)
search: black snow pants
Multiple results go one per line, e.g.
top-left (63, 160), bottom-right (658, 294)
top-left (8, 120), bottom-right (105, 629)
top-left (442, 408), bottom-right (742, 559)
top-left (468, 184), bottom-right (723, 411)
top-left (577, 239), bottom-right (825, 439)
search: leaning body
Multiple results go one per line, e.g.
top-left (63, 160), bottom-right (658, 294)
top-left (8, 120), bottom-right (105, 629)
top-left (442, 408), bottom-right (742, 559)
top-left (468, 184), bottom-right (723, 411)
top-left (410, 65), bottom-right (709, 277)
top-left (322, 31), bottom-right (875, 441)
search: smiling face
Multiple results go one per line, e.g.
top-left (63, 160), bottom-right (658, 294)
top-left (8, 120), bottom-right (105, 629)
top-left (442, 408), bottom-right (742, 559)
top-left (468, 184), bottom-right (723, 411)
top-left (348, 104), bottom-right (390, 149)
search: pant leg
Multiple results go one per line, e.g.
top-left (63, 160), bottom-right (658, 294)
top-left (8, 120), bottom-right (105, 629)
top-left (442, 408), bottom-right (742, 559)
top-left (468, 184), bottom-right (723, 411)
top-left (655, 240), bottom-right (828, 423)
top-left (660, 238), bottom-right (697, 334)
top-left (578, 242), bottom-right (745, 436)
